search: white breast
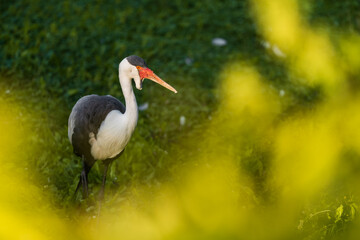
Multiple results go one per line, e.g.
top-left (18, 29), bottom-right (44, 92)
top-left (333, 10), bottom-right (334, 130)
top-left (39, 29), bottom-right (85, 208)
top-left (89, 110), bottom-right (136, 160)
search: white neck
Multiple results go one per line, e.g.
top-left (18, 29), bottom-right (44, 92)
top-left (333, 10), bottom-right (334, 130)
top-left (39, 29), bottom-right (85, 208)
top-left (119, 68), bottom-right (138, 126)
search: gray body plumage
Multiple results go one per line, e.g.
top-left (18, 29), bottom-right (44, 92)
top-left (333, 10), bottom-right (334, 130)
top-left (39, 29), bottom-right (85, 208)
top-left (68, 94), bottom-right (125, 160)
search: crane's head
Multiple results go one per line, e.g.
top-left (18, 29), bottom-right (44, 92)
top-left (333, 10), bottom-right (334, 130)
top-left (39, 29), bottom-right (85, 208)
top-left (121, 55), bottom-right (177, 93)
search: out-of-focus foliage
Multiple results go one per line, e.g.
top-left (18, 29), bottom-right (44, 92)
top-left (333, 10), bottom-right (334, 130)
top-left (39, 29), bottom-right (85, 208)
top-left (1, 0), bottom-right (360, 239)
top-left (0, 99), bottom-right (76, 239)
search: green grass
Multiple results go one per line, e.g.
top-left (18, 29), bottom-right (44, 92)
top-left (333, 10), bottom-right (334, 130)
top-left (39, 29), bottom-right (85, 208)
top-left (1, 0), bottom-right (360, 239)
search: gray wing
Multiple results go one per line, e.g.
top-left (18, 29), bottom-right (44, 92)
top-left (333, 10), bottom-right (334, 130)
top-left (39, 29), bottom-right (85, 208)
top-left (68, 94), bottom-right (125, 158)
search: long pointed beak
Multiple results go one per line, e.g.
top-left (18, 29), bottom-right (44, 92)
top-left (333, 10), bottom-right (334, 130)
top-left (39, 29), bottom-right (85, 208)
top-left (147, 73), bottom-right (177, 93)
top-left (140, 68), bottom-right (177, 93)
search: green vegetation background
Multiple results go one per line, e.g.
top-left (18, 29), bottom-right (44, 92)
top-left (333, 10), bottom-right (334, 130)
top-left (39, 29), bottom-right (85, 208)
top-left (1, 0), bottom-right (360, 239)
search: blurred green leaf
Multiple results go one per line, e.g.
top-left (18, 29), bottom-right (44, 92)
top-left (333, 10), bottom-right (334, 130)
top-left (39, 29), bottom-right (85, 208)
top-left (335, 204), bottom-right (344, 222)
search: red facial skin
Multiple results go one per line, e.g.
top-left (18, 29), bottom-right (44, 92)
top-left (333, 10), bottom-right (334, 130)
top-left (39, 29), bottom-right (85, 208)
top-left (136, 66), bottom-right (178, 93)
top-left (137, 66), bottom-right (154, 80)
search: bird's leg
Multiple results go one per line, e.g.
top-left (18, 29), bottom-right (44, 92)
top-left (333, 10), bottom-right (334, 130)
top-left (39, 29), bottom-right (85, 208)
top-left (73, 176), bottom-right (82, 201)
top-left (81, 155), bottom-right (94, 198)
top-left (98, 160), bottom-right (111, 201)
top-left (97, 160), bottom-right (112, 218)
top-left (73, 162), bottom-right (86, 200)
top-left (73, 155), bottom-right (95, 200)
top-left (81, 168), bottom-right (89, 198)
top-left (73, 164), bottom-right (89, 199)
